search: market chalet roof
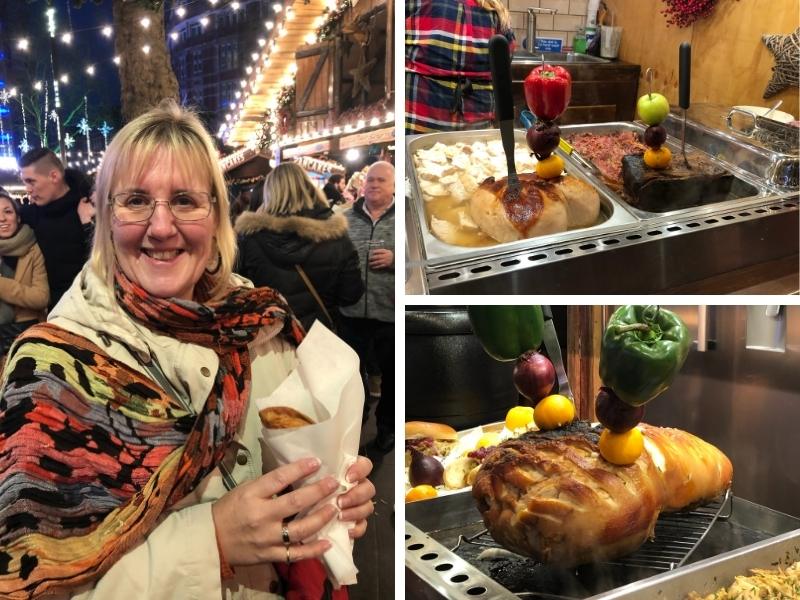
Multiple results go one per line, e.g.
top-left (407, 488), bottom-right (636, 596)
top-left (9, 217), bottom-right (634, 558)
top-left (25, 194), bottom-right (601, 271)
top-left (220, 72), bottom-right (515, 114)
top-left (225, 0), bottom-right (335, 147)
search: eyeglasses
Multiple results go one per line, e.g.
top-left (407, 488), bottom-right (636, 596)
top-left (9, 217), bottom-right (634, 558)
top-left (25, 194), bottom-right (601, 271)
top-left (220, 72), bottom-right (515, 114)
top-left (110, 191), bottom-right (216, 223)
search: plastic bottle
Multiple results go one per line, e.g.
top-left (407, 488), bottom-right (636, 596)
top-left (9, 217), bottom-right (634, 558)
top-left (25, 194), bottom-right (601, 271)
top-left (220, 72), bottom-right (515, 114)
top-left (574, 28), bottom-right (587, 54)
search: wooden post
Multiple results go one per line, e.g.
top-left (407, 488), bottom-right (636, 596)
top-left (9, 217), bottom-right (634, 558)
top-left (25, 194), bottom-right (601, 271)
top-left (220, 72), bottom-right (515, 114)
top-left (385, 0), bottom-right (393, 99)
top-left (566, 306), bottom-right (611, 420)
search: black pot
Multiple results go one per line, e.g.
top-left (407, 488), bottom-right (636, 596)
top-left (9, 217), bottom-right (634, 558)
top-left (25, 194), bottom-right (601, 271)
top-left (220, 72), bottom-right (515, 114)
top-left (405, 306), bottom-right (519, 431)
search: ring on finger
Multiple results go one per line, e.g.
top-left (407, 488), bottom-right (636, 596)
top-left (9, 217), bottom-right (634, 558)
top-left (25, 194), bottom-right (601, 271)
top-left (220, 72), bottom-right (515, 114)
top-left (281, 523), bottom-right (291, 547)
top-left (285, 545), bottom-right (292, 564)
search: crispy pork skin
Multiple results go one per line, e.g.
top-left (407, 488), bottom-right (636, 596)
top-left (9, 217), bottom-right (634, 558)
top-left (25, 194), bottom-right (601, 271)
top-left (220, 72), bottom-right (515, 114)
top-left (469, 174), bottom-right (600, 243)
top-left (472, 421), bottom-right (733, 567)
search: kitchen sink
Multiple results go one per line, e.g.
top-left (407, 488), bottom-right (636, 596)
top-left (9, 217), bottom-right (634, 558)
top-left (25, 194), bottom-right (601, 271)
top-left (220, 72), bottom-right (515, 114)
top-left (513, 51), bottom-right (609, 64)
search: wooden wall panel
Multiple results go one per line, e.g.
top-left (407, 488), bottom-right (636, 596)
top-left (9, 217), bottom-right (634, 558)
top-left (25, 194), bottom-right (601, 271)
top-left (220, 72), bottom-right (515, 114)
top-left (607, 0), bottom-right (799, 118)
top-left (296, 50), bottom-right (332, 113)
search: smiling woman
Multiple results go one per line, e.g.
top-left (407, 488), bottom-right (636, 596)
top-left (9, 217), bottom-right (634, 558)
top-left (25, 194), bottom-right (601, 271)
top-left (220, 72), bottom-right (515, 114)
top-left (0, 100), bottom-right (376, 600)
top-left (0, 190), bottom-right (48, 355)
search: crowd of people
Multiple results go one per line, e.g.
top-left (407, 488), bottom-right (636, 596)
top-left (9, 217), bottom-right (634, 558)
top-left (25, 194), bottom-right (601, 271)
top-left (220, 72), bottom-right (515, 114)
top-left (0, 100), bottom-right (394, 599)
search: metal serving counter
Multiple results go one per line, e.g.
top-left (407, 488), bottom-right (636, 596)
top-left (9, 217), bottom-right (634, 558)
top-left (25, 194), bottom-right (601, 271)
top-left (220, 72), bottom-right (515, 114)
top-left (405, 118), bottom-right (799, 295)
top-left (405, 492), bottom-right (800, 599)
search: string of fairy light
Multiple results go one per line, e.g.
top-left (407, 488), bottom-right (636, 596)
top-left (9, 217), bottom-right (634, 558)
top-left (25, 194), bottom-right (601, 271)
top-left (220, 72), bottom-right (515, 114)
top-left (3, 0), bottom-right (393, 166)
top-left (220, 0), bottom-right (393, 152)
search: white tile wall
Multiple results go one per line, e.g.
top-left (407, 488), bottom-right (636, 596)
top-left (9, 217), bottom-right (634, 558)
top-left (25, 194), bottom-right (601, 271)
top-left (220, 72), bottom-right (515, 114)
top-left (504, 0), bottom-right (590, 51)
top-left (539, 0), bottom-right (570, 13)
top-left (509, 0), bottom-right (539, 10)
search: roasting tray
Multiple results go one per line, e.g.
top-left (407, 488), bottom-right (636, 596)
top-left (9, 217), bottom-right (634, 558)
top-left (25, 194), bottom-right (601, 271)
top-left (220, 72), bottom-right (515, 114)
top-left (560, 122), bottom-right (776, 222)
top-left (406, 491), bottom-right (800, 599)
top-left (588, 527), bottom-right (800, 599)
top-left (406, 129), bottom-right (639, 265)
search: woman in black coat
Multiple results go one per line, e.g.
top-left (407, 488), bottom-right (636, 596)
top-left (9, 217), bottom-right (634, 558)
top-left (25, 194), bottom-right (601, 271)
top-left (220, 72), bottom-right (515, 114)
top-left (235, 162), bottom-right (364, 331)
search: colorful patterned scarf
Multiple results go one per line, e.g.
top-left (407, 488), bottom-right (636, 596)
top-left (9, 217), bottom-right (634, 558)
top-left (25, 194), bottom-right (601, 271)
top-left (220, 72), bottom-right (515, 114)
top-left (0, 270), bottom-right (304, 599)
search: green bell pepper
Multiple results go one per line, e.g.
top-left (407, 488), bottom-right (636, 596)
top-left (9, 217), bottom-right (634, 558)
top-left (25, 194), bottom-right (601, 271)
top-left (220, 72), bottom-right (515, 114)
top-left (467, 305), bottom-right (544, 362)
top-left (599, 305), bottom-right (690, 407)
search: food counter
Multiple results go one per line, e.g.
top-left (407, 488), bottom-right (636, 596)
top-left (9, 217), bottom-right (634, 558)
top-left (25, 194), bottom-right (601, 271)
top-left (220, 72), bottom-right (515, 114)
top-left (404, 305), bottom-right (800, 598)
top-left (405, 108), bottom-right (799, 295)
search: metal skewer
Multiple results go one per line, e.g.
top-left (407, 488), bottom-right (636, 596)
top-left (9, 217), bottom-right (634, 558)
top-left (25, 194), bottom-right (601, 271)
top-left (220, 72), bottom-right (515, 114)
top-left (679, 42), bottom-right (691, 168)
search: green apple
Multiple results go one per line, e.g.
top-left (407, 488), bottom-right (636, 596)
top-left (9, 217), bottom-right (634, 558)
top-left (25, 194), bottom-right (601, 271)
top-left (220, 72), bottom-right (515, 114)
top-left (636, 93), bottom-right (670, 125)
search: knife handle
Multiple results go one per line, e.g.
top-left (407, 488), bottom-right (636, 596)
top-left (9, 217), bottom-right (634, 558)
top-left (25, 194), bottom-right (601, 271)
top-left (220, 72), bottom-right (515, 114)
top-left (679, 42), bottom-right (691, 110)
top-left (489, 35), bottom-right (514, 123)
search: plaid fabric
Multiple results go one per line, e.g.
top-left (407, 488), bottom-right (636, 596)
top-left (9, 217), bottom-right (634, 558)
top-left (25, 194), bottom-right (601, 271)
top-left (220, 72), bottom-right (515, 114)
top-left (405, 0), bottom-right (515, 133)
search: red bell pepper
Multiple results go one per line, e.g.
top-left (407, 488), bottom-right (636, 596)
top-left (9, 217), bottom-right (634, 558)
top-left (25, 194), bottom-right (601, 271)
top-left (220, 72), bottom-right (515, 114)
top-left (523, 65), bottom-right (572, 122)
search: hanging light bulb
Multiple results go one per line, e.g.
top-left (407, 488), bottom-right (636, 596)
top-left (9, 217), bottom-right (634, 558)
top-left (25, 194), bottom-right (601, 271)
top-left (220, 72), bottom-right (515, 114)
top-left (17, 38), bottom-right (29, 51)
top-left (101, 25), bottom-right (113, 37)
top-left (139, 16), bottom-right (151, 29)
top-left (265, 20), bottom-right (274, 30)
top-left (231, 1), bottom-right (241, 9)
top-left (33, 81), bottom-right (43, 91)
top-left (113, 55), bottom-right (121, 65)
top-left (60, 74), bottom-right (69, 84)
top-left (258, 38), bottom-right (266, 47)
top-left (61, 32), bottom-right (73, 44)
top-left (86, 65), bottom-right (95, 75)
top-left (273, 3), bottom-right (283, 13)
top-left (170, 32), bottom-right (179, 41)
top-left (142, 44), bottom-right (151, 55)
top-left (200, 17), bottom-right (209, 27)
top-left (176, 6), bottom-right (186, 18)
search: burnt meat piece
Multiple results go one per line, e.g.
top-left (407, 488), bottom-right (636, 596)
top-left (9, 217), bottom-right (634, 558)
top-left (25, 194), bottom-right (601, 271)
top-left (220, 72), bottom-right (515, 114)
top-left (622, 152), bottom-right (735, 212)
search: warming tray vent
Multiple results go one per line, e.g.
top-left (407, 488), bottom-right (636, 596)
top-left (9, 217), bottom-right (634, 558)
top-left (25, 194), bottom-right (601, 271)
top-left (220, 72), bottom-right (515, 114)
top-left (453, 491), bottom-right (730, 574)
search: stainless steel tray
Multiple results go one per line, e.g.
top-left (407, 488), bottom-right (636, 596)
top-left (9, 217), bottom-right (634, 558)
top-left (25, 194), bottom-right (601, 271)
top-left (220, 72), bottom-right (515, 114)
top-left (588, 527), bottom-right (800, 599)
top-left (406, 129), bottom-right (639, 266)
top-left (560, 121), bottom-right (777, 221)
top-left (664, 109), bottom-right (799, 190)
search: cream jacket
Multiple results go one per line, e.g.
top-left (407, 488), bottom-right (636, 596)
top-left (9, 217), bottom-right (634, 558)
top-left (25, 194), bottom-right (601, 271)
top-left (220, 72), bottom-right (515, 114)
top-left (47, 266), bottom-right (298, 600)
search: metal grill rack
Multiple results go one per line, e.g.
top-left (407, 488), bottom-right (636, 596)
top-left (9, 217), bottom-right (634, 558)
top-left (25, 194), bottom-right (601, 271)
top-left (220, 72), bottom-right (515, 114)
top-left (452, 490), bottom-right (731, 575)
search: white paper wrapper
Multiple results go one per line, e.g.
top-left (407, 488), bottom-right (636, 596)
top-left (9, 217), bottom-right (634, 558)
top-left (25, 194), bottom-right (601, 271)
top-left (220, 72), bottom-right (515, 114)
top-left (256, 322), bottom-right (364, 588)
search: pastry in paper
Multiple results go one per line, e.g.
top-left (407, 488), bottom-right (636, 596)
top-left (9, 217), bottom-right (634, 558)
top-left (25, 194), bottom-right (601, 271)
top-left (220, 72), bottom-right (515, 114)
top-left (259, 406), bottom-right (315, 429)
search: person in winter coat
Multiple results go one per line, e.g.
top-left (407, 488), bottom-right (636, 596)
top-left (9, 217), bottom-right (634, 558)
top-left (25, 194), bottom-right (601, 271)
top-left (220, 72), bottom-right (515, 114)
top-left (235, 162), bottom-right (363, 332)
top-left (0, 101), bottom-right (375, 600)
top-left (18, 148), bottom-right (95, 309)
top-left (0, 190), bottom-right (49, 355)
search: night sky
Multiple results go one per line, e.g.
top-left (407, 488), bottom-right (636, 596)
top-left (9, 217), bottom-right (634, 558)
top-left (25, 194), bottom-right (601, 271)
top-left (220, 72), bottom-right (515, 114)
top-left (1, 0), bottom-right (122, 158)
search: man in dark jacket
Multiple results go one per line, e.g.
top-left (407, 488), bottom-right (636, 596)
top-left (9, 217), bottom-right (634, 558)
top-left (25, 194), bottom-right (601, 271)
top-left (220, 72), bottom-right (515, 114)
top-left (340, 161), bottom-right (395, 452)
top-left (19, 148), bottom-right (94, 310)
top-left (322, 174), bottom-right (346, 206)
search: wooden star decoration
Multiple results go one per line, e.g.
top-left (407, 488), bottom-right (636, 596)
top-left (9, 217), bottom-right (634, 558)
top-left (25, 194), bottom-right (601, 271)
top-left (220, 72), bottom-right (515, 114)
top-left (350, 56), bottom-right (377, 98)
top-left (762, 28), bottom-right (799, 98)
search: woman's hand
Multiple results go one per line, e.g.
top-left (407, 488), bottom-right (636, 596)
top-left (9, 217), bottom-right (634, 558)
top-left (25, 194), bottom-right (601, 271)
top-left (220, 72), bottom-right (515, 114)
top-left (339, 455), bottom-right (376, 539)
top-left (212, 458), bottom-right (339, 567)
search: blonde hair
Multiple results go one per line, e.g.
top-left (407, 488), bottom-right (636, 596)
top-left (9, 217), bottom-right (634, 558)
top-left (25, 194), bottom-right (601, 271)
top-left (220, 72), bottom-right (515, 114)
top-left (476, 0), bottom-right (511, 31)
top-left (90, 99), bottom-right (235, 299)
top-left (261, 162), bottom-right (329, 216)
